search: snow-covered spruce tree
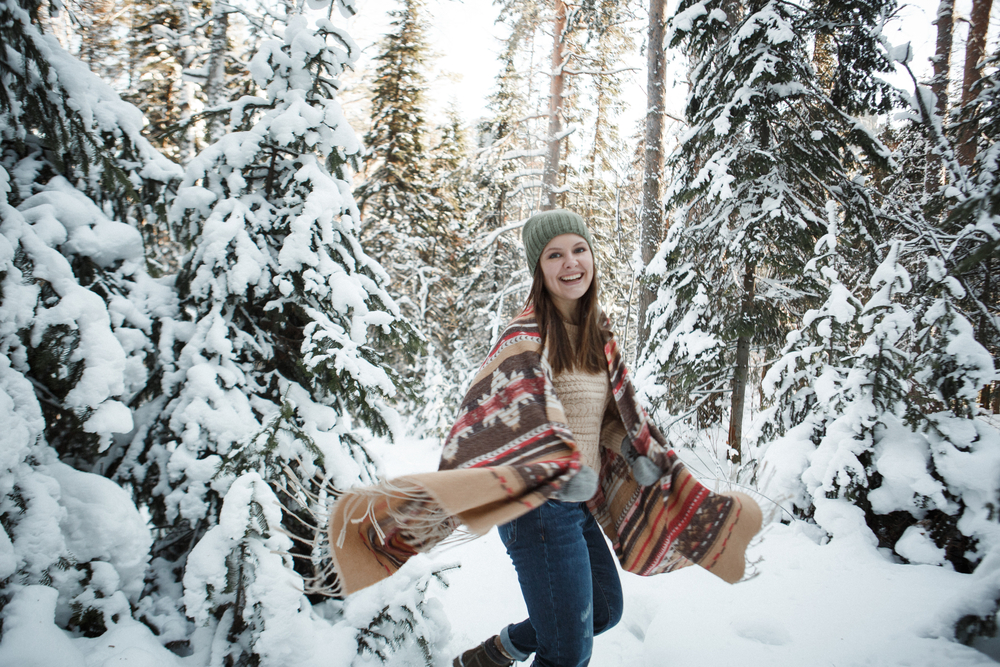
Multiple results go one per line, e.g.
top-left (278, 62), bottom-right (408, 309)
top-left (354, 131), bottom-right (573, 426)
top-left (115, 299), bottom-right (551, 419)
top-left (355, 0), bottom-right (462, 395)
top-left (908, 262), bottom-right (999, 643)
top-left (638, 0), bottom-right (893, 468)
top-left (1, 0), bottom-right (180, 640)
top-left (755, 31), bottom-right (1000, 644)
top-left (758, 204), bottom-right (865, 486)
top-left (117, 4), bottom-right (444, 663)
top-left (886, 46), bottom-right (1000, 641)
top-left (428, 102), bottom-right (469, 186)
top-left (0, 170), bottom-right (159, 641)
top-left (0, 0), bottom-right (182, 472)
top-left (403, 105), bottom-right (478, 435)
top-left (766, 241), bottom-right (915, 525)
top-left (761, 232), bottom-right (1000, 636)
top-left (885, 10), bottom-right (998, 412)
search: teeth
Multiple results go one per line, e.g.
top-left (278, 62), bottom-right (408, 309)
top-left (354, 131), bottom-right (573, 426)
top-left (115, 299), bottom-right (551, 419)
top-left (560, 274), bottom-right (583, 282)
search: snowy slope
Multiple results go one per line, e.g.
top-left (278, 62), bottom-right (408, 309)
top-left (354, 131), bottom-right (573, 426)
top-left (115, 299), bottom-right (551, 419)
top-left (0, 430), bottom-right (995, 666)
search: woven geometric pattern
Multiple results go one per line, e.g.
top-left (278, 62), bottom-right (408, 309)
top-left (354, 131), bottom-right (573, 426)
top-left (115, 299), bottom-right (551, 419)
top-left (327, 308), bottom-right (761, 595)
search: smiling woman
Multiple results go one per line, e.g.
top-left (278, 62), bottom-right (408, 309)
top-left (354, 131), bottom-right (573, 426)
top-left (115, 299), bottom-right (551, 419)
top-left (327, 210), bottom-right (761, 667)
top-left (446, 209), bottom-right (760, 667)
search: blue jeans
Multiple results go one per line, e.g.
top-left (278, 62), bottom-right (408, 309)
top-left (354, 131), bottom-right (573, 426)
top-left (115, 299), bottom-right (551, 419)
top-left (496, 500), bottom-right (623, 667)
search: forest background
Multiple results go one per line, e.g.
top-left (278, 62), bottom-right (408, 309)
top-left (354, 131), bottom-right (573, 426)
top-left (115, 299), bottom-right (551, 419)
top-left (0, 0), bottom-right (999, 664)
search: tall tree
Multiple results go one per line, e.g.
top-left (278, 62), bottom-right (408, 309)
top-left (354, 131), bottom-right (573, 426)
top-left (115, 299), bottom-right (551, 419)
top-left (946, 44), bottom-right (1000, 411)
top-left (1, 0), bottom-right (181, 638)
top-left (924, 0), bottom-right (954, 194)
top-left (541, 0), bottom-right (569, 209)
top-left (758, 6), bottom-right (1000, 645)
top-left (355, 0), bottom-right (459, 376)
top-left (111, 3), bottom-right (444, 662)
top-left (956, 0), bottom-right (995, 167)
top-left (636, 0), bottom-right (666, 353)
top-left (640, 0), bottom-right (895, 467)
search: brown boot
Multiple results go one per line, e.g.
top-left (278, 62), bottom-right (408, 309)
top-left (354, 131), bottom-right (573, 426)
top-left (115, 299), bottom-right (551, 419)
top-left (452, 635), bottom-right (514, 667)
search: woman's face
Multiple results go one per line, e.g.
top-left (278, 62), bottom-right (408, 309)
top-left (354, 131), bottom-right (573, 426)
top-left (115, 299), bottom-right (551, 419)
top-left (539, 233), bottom-right (594, 321)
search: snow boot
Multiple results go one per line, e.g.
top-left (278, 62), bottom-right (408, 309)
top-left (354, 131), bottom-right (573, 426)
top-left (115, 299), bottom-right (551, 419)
top-left (452, 635), bottom-right (514, 667)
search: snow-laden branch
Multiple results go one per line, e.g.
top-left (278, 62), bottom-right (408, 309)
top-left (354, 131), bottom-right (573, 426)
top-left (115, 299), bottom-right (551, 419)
top-left (478, 217), bottom-right (530, 248)
top-left (562, 66), bottom-right (640, 77)
top-left (550, 125), bottom-right (576, 142)
top-left (502, 148), bottom-right (548, 160)
top-left (504, 169), bottom-right (544, 181)
top-left (507, 181), bottom-right (545, 197)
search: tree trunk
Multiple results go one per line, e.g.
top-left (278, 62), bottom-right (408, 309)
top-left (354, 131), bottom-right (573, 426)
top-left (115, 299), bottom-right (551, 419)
top-left (728, 261), bottom-right (756, 466)
top-left (636, 0), bottom-right (666, 354)
top-left (584, 98), bottom-right (605, 221)
top-left (958, 0), bottom-right (997, 406)
top-left (956, 0), bottom-right (994, 167)
top-left (925, 0), bottom-right (954, 193)
top-left (978, 256), bottom-right (994, 410)
top-left (541, 0), bottom-right (568, 211)
top-left (174, 0), bottom-right (198, 162)
top-left (813, 32), bottom-right (836, 92)
top-left (204, 4), bottom-right (230, 144)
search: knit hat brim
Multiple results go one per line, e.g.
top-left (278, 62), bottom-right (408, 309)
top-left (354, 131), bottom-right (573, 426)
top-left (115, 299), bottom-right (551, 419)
top-left (522, 209), bottom-right (594, 272)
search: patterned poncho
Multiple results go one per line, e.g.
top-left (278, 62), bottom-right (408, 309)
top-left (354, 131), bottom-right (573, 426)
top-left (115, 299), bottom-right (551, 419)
top-left (328, 309), bottom-right (761, 595)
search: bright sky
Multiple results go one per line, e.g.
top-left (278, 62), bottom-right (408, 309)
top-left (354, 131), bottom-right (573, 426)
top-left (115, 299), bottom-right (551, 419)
top-left (340, 0), bottom-right (508, 124)
top-left (337, 0), bottom-right (995, 132)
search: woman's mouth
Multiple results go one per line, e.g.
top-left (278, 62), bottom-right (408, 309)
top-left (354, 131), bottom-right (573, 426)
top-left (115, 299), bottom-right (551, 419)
top-left (560, 273), bottom-right (584, 283)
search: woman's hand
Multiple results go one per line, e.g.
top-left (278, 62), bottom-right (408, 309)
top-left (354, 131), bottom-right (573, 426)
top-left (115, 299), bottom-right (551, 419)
top-left (620, 436), bottom-right (662, 486)
top-left (552, 465), bottom-right (599, 501)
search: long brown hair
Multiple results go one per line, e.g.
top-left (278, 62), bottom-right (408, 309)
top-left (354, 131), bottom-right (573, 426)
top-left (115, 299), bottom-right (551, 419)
top-left (527, 262), bottom-right (605, 376)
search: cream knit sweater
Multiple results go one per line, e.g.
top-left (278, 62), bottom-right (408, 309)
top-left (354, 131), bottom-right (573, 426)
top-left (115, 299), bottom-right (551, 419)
top-left (552, 323), bottom-right (628, 476)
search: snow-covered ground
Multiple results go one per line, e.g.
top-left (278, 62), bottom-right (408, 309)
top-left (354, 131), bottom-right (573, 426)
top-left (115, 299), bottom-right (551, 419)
top-left (370, 434), bottom-right (1000, 666)
top-left (1, 431), bottom-right (997, 667)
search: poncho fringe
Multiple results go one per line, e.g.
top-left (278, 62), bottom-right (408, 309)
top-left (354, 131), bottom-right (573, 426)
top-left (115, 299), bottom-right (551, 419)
top-left (328, 309), bottom-right (762, 595)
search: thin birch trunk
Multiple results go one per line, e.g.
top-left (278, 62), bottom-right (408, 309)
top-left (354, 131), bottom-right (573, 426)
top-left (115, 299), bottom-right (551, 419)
top-left (728, 261), bottom-right (755, 466)
top-left (541, 0), bottom-right (568, 211)
top-left (204, 3), bottom-right (230, 144)
top-left (978, 257), bottom-right (994, 410)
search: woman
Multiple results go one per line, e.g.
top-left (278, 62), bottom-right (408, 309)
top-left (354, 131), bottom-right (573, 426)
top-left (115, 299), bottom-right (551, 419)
top-left (327, 210), bottom-right (761, 667)
top-left (451, 209), bottom-right (657, 667)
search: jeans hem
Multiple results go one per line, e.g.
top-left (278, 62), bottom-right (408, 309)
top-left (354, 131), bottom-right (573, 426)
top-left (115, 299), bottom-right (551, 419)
top-left (500, 625), bottom-right (531, 662)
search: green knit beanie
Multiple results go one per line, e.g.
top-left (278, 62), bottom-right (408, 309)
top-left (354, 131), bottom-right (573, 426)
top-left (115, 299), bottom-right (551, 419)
top-left (522, 209), bottom-right (594, 273)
